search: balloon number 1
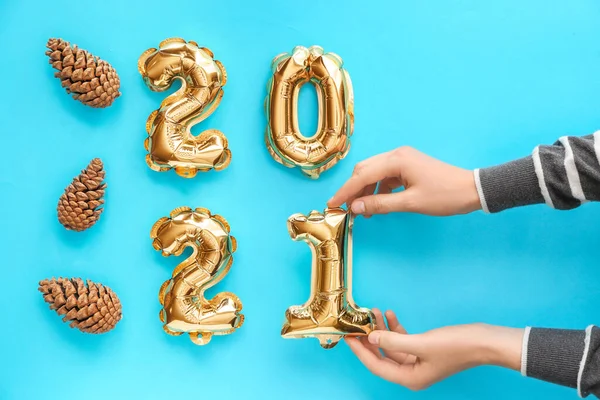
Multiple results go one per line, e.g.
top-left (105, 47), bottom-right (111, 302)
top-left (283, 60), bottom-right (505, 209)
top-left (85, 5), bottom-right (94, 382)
top-left (282, 208), bottom-right (374, 348)
top-left (151, 207), bottom-right (244, 345)
top-left (139, 38), bottom-right (231, 178)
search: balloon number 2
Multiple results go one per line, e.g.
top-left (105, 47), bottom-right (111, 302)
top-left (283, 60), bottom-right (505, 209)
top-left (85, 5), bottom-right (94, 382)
top-left (139, 38), bottom-right (231, 178)
top-left (150, 207), bottom-right (244, 345)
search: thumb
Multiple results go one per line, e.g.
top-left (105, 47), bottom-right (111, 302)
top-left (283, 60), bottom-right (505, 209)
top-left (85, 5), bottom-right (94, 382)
top-left (368, 330), bottom-right (423, 355)
top-left (351, 192), bottom-right (410, 215)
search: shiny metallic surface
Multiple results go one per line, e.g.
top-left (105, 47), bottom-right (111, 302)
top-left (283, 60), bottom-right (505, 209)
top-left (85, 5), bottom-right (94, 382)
top-left (139, 38), bottom-right (231, 178)
top-left (150, 207), bottom-right (243, 345)
top-left (265, 46), bottom-right (354, 179)
top-left (281, 208), bottom-right (374, 349)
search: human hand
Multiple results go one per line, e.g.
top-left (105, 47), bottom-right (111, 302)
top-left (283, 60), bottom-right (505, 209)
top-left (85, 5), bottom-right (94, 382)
top-left (346, 310), bottom-right (524, 391)
top-left (327, 147), bottom-right (481, 216)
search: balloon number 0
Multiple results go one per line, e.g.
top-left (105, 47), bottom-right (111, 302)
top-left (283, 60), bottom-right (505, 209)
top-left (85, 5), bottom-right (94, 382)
top-left (139, 38), bottom-right (231, 178)
top-left (265, 46), bottom-right (354, 179)
top-left (150, 207), bottom-right (244, 345)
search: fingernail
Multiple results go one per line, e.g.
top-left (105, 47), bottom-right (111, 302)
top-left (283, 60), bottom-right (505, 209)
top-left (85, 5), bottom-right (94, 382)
top-left (368, 332), bottom-right (380, 345)
top-left (352, 201), bottom-right (365, 214)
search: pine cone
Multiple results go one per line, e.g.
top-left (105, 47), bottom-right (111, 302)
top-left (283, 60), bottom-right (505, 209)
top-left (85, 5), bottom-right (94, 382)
top-left (39, 277), bottom-right (122, 334)
top-left (46, 38), bottom-right (121, 108)
top-left (57, 158), bottom-right (106, 232)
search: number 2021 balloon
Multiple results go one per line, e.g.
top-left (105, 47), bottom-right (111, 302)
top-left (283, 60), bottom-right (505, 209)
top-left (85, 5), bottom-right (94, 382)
top-left (282, 208), bottom-right (374, 349)
top-left (138, 38), bottom-right (231, 178)
top-left (265, 46), bottom-right (354, 179)
top-left (150, 207), bottom-right (243, 345)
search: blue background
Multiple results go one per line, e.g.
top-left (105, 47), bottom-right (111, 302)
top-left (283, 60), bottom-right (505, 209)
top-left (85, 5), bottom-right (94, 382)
top-left (1, 0), bottom-right (599, 399)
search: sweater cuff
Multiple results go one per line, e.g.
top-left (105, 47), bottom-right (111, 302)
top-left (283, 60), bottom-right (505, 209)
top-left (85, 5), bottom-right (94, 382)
top-left (523, 327), bottom-right (586, 391)
top-left (475, 156), bottom-right (545, 213)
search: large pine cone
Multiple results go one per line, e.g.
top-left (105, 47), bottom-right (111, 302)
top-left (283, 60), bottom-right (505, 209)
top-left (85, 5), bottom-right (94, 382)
top-left (57, 158), bottom-right (106, 232)
top-left (46, 38), bottom-right (121, 108)
top-left (39, 277), bottom-right (122, 334)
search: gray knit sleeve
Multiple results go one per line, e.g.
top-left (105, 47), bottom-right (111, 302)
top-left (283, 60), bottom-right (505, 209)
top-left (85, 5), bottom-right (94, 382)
top-left (475, 133), bottom-right (600, 213)
top-left (522, 326), bottom-right (600, 398)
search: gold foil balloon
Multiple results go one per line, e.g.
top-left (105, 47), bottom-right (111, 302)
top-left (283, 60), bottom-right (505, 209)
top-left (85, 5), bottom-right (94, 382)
top-left (138, 38), bottom-right (231, 178)
top-left (150, 207), bottom-right (243, 345)
top-left (282, 208), bottom-right (374, 349)
top-left (265, 46), bottom-right (354, 179)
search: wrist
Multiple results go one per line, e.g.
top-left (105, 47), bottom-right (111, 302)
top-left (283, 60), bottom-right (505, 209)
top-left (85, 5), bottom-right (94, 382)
top-left (461, 169), bottom-right (483, 213)
top-left (459, 324), bottom-right (524, 370)
top-left (472, 324), bottom-right (524, 371)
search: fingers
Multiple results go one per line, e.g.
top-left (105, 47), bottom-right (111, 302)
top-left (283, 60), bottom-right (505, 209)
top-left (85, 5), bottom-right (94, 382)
top-left (349, 183), bottom-right (377, 218)
top-left (385, 310), bottom-right (408, 334)
top-left (381, 311), bottom-right (418, 365)
top-left (373, 308), bottom-right (386, 329)
top-left (368, 330), bottom-right (424, 356)
top-left (328, 151), bottom-right (399, 208)
top-left (346, 337), bottom-right (394, 371)
top-left (346, 336), bottom-right (418, 387)
top-left (377, 181), bottom-right (393, 195)
top-left (346, 337), bottom-right (387, 365)
top-left (361, 308), bottom-right (386, 356)
top-left (373, 309), bottom-right (396, 359)
top-left (377, 178), bottom-right (403, 195)
top-left (362, 183), bottom-right (378, 199)
top-left (355, 336), bottom-right (382, 359)
top-left (351, 192), bottom-right (411, 215)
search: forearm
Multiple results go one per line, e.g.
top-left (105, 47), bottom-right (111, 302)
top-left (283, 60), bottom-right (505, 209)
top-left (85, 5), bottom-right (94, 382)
top-left (522, 326), bottom-right (600, 397)
top-left (471, 324), bottom-right (600, 397)
top-left (474, 133), bottom-right (600, 213)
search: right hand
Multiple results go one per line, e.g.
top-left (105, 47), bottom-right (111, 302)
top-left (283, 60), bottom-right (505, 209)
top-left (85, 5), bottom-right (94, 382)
top-left (346, 310), bottom-right (524, 391)
top-left (327, 146), bottom-right (482, 216)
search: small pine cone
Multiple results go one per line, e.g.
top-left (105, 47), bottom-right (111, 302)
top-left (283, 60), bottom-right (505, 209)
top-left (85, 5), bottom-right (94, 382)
top-left (39, 277), bottom-right (122, 334)
top-left (57, 158), bottom-right (106, 232)
top-left (46, 38), bottom-right (121, 108)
